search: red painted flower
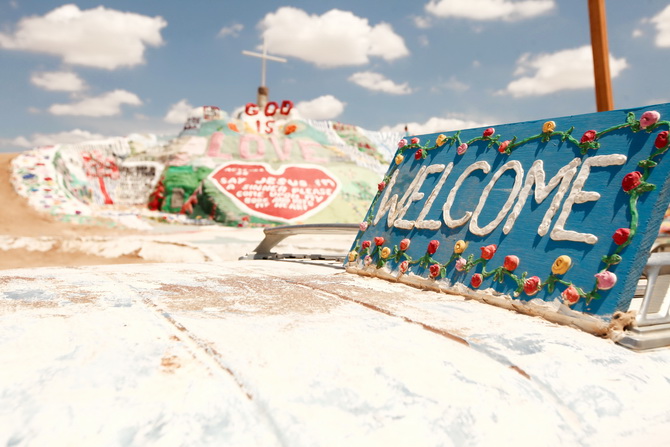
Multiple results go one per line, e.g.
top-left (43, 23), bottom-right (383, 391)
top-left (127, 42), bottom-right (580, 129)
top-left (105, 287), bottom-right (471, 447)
top-left (429, 263), bottom-right (441, 278)
top-left (483, 127), bottom-right (495, 138)
top-left (612, 228), bottom-right (631, 245)
top-left (361, 240), bottom-right (371, 250)
top-left (503, 255), bottom-right (519, 271)
top-left (498, 140), bottom-right (510, 153)
top-left (655, 131), bottom-right (669, 149)
top-left (580, 130), bottom-right (597, 143)
top-left (471, 273), bottom-right (483, 288)
top-left (399, 238), bottom-right (411, 251)
top-left (427, 239), bottom-right (440, 255)
top-left (374, 236), bottom-right (385, 246)
top-left (562, 285), bottom-right (580, 305)
top-left (415, 149), bottom-right (423, 160)
top-left (399, 260), bottom-right (409, 273)
top-left (410, 137), bottom-right (420, 145)
top-left (378, 181), bottom-right (386, 191)
top-left (480, 244), bottom-right (497, 260)
top-left (524, 276), bottom-right (541, 296)
top-left (622, 171), bottom-right (643, 192)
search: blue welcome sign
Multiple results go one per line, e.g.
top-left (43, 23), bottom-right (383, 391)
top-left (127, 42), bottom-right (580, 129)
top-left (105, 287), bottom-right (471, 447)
top-left (346, 104), bottom-right (670, 324)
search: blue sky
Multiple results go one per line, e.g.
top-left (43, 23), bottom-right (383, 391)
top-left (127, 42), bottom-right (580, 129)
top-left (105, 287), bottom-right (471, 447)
top-left (1, 0), bottom-right (670, 152)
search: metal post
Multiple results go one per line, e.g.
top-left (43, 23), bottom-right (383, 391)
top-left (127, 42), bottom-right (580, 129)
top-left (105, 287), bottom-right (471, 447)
top-left (588, 0), bottom-right (614, 112)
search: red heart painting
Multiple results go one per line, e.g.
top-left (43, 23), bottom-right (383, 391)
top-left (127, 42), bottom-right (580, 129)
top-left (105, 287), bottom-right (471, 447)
top-left (209, 162), bottom-right (340, 222)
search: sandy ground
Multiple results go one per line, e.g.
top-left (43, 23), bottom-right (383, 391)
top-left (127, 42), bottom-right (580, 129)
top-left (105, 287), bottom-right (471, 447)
top-left (0, 153), bottom-right (152, 269)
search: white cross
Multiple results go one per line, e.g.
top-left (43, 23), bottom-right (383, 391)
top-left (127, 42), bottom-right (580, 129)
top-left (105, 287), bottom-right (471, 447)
top-left (242, 38), bottom-right (287, 87)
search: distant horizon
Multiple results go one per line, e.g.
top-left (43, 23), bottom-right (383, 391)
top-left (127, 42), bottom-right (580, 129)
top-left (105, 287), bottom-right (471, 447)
top-left (2, 0), bottom-right (670, 153)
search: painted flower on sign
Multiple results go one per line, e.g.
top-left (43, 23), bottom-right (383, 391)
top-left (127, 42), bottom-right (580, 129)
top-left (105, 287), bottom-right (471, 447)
top-left (562, 285), bottom-right (580, 305)
top-left (378, 181), bottom-right (386, 191)
top-left (411, 137), bottom-right (420, 145)
top-left (427, 240), bottom-right (440, 255)
top-left (640, 110), bottom-right (660, 129)
top-left (374, 236), bottom-right (385, 246)
top-left (524, 276), bottom-right (541, 296)
top-left (480, 244), bottom-right (497, 260)
top-left (622, 171), bottom-right (643, 192)
top-left (395, 154), bottom-right (404, 165)
top-left (429, 263), bottom-right (441, 278)
top-left (503, 255), bottom-right (519, 271)
top-left (455, 257), bottom-right (467, 272)
top-left (381, 247), bottom-right (391, 259)
top-left (655, 131), bottom-right (669, 149)
top-left (399, 260), bottom-right (409, 273)
top-left (552, 255), bottom-right (572, 275)
top-left (348, 251), bottom-right (358, 262)
top-left (457, 143), bottom-right (468, 155)
top-left (415, 149), bottom-right (423, 160)
top-left (359, 222), bottom-right (368, 232)
top-left (398, 138), bottom-right (407, 148)
top-left (483, 127), bottom-right (495, 138)
top-left (612, 228), bottom-right (630, 245)
top-left (454, 240), bottom-right (468, 254)
top-left (399, 238), bottom-right (411, 251)
top-left (364, 255), bottom-right (372, 266)
top-left (498, 140), bottom-right (510, 153)
top-left (595, 271), bottom-right (617, 290)
top-left (361, 240), bottom-right (371, 250)
top-left (580, 130), bottom-right (597, 143)
top-left (542, 121), bottom-right (556, 133)
top-left (436, 134), bottom-right (447, 147)
top-left (471, 273), bottom-right (483, 288)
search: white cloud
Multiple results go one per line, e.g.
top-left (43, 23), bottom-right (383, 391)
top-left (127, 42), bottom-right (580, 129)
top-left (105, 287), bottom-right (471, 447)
top-left (164, 99), bottom-right (197, 124)
top-left (431, 76), bottom-right (469, 93)
top-left (30, 71), bottom-right (86, 92)
top-left (218, 23), bottom-right (243, 38)
top-left (295, 95), bottom-right (345, 120)
top-left (632, 29), bottom-right (643, 38)
top-left (260, 7), bottom-right (409, 67)
top-left (499, 45), bottom-right (628, 97)
top-left (650, 5), bottom-right (670, 47)
top-left (425, 0), bottom-right (555, 21)
top-left (348, 71), bottom-right (412, 95)
top-left (49, 90), bottom-right (142, 116)
top-left (0, 4), bottom-right (166, 69)
top-left (413, 16), bottom-right (432, 29)
top-left (380, 116), bottom-right (489, 134)
top-left (0, 129), bottom-right (109, 150)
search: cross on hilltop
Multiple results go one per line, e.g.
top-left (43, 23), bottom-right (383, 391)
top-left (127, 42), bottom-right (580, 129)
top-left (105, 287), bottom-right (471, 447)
top-left (242, 38), bottom-right (287, 107)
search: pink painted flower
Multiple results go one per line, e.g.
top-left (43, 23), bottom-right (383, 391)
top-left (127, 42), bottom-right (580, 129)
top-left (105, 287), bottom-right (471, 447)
top-left (640, 110), bottom-right (660, 129)
top-left (414, 149), bottom-right (423, 160)
top-left (612, 228), bottom-right (630, 245)
top-left (364, 255), bottom-right (372, 266)
top-left (622, 171), bottom-right (643, 192)
top-left (562, 285), bottom-right (580, 305)
top-left (398, 138), bottom-right (407, 148)
top-left (457, 143), bottom-right (468, 155)
top-left (429, 263), bottom-right (441, 278)
top-left (471, 273), bottom-right (483, 288)
top-left (399, 238), bottom-right (411, 251)
top-left (580, 130), bottom-right (597, 143)
top-left (455, 257), bottom-right (467, 272)
top-left (359, 222), bottom-right (368, 232)
top-left (480, 244), bottom-right (497, 260)
top-left (498, 140), bottom-right (510, 153)
top-left (399, 260), bottom-right (409, 273)
top-left (655, 131), bottom-right (669, 149)
top-left (410, 137), bottom-right (420, 145)
top-left (378, 181), bottom-right (386, 191)
top-left (483, 127), bottom-right (495, 138)
top-left (503, 255), bottom-right (519, 271)
top-left (427, 239), bottom-right (440, 255)
top-left (595, 271), bottom-right (617, 290)
top-left (524, 276), bottom-right (541, 296)
top-left (362, 240), bottom-right (371, 250)
top-left (374, 236), bottom-right (385, 246)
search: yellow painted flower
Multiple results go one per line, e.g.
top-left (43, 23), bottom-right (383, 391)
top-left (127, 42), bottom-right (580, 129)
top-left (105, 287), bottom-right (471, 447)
top-left (436, 134), bottom-right (447, 147)
top-left (542, 121), bottom-right (556, 133)
top-left (454, 240), bottom-right (468, 254)
top-left (348, 251), bottom-right (358, 262)
top-left (395, 154), bottom-right (404, 165)
top-left (381, 247), bottom-right (391, 259)
top-left (552, 255), bottom-right (572, 275)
